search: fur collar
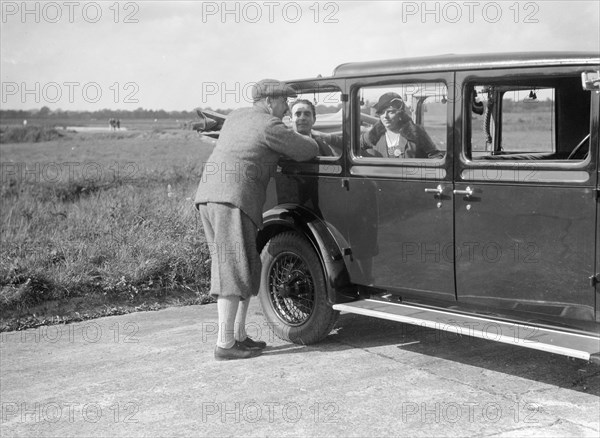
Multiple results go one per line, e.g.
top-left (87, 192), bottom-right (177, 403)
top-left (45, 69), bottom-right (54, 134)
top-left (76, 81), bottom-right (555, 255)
top-left (367, 120), bottom-right (421, 145)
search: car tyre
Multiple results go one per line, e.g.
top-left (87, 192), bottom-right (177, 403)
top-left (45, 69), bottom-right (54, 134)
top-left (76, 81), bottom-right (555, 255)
top-left (259, 231), bottom-right (339, 344)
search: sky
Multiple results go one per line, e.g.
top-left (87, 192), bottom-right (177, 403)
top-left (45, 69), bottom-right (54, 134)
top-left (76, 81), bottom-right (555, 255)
top-left (1, 0), bottom-right (599, 112)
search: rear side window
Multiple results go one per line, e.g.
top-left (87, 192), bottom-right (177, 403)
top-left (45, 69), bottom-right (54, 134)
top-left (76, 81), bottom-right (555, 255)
top-left (466, 76), bottom-right (591, 161)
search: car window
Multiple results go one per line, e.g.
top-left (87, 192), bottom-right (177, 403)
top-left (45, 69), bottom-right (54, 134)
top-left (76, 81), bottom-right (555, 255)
top-left (466, 76), bottom-right (591, 161)
top-left (354, 82), bottom-right (447, 161)
top-left (283, 89), bottom-right (343, 158)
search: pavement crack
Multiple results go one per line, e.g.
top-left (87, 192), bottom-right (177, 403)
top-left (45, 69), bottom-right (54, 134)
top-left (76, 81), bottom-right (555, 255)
top-left (483, 419), bottom-right (562, 437)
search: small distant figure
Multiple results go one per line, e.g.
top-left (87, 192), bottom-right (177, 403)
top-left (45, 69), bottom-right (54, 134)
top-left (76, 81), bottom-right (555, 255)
top-left (108, 118), bottom-right (120, 131)
top-left (23, 119), bottom-right (27, 126)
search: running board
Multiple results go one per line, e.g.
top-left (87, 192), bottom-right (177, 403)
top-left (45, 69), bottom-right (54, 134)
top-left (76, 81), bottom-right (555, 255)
top-left (333, 300), bottom-right (600, 363)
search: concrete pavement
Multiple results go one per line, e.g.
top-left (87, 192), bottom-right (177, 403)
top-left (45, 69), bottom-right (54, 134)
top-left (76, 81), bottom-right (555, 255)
top-left (1, 299), bottom-right (599, 437)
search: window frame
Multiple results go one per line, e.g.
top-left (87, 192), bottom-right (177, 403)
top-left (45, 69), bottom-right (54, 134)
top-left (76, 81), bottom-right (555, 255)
top-left (457, 67), bottom-right (596, 186)
top-left (349, 73), bottom-right (453, 170)
top-left (285, 82), bottom-right (345, 163)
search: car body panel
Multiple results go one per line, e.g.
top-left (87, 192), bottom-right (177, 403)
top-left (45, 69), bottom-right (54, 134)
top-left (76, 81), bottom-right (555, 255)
top-left (258, 53), bottom-right (600, 351)
top-left (451, 67), bottom-right (599, 328)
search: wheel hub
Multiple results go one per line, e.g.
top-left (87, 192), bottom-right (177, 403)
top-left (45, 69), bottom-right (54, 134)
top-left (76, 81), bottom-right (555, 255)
top-left (268, 252), bottom-right (316, 326)
top-left (276, 274), bottom-right (311, 298)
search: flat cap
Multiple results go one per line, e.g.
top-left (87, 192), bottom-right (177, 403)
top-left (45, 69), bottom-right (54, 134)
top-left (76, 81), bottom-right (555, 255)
top-left (251, 79), bottom-right (297, 102)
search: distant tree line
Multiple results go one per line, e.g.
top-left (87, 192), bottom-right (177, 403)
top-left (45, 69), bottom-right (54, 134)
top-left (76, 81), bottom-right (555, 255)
top-left (501, 98), bottom-right (553, 113)
top-left (0, 106), bottom-right (234, 120)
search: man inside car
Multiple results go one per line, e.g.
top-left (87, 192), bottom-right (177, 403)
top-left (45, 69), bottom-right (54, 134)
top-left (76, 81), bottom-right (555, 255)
top-left (290, 99), bottom-right (342, 157)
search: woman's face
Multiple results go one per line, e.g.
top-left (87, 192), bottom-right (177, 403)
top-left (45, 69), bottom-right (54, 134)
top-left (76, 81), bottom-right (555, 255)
top-left (379, 106), bottom-right (403, 131)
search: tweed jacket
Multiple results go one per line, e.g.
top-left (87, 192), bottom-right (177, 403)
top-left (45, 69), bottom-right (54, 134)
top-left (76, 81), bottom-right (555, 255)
top-left (195, 106), bottom-right (319, 228)
top-left (361, 120), bottom-right (443, 159)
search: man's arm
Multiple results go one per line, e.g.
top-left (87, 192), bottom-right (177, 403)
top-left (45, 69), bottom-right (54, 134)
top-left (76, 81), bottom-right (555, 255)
top-left (264, 117), bottom-right (319, 161)
top-left (312, 131), bottom-right (342, 156)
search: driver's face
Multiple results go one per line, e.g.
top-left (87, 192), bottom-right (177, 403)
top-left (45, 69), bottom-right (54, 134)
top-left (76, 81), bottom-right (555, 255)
top-left (291, 103), bottom-right (315, 135)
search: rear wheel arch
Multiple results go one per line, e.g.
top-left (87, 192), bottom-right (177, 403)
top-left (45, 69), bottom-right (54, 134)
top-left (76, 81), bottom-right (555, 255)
top-left (258, 206), bottom-right (354, 303)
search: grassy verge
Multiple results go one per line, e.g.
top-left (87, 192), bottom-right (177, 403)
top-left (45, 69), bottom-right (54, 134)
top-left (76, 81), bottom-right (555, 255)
top-left (1, 126), bottom-right (217, 331)
top-left (0, 125), bottom-right (67, 143)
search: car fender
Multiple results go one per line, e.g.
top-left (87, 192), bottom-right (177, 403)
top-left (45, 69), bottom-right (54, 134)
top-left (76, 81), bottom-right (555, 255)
top-left (258, 204), bottom-right (357, 305)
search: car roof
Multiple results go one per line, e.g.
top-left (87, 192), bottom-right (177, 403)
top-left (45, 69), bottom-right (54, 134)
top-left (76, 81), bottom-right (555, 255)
top-left (327, 52), bottom-right (600, 79)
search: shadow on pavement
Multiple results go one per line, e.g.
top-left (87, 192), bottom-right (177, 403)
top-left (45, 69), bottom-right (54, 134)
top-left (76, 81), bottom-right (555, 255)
top-left (261, 312), bottom-right (600, 396)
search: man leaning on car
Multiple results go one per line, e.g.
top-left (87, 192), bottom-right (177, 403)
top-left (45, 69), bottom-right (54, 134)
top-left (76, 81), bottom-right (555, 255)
top-left (194, 79), bottom-right (320, 361)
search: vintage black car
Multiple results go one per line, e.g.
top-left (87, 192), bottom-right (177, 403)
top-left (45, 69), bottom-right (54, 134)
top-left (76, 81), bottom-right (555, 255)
top-left (255, 52), bottom-right (600, 363)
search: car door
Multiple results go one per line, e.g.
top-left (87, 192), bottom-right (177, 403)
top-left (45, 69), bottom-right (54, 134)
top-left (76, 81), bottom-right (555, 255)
top-left (454, 66), bottom-right (599, 326)
top-left (344, 73), bottom-right (456, 301)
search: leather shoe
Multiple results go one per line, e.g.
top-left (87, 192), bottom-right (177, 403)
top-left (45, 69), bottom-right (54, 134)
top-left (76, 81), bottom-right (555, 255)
top-left (239, 337), bottom-right (267, 350)
top-left (214, 341), bottom-right (262, 361)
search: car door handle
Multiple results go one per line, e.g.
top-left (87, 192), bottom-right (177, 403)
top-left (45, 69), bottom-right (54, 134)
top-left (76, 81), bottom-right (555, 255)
top-left (424, 185), bottom-right (443, 195)
top-left (453, 187), bottom-right (473, 197)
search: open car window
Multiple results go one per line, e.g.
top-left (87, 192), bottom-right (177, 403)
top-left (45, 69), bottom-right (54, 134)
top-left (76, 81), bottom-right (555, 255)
top-left (466, 76), bottom-right (591, 162)
top-left (283, 89), bottom-right (343, 158)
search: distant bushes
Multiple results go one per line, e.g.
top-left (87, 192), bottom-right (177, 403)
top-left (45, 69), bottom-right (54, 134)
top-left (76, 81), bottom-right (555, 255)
top-left (0, 125), bottom-right (66, 144)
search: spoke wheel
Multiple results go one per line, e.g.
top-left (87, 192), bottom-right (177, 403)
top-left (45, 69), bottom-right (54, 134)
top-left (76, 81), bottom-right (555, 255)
top-left (268, 251), bottom-right (315, 326)
top-left (260, 232), bottom-right (338, 344)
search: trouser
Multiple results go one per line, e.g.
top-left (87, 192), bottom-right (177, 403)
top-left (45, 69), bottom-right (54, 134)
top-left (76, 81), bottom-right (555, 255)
top-left (198, 203), bottom-right (262, 300)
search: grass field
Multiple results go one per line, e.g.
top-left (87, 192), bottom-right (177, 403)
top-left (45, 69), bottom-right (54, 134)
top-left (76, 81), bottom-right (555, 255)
top-left (0, 122), bottom-right (217, 331)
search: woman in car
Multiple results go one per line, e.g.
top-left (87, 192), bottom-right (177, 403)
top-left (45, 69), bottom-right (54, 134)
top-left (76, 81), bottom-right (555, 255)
top-left (361, 92), bottom-right (443, 159)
